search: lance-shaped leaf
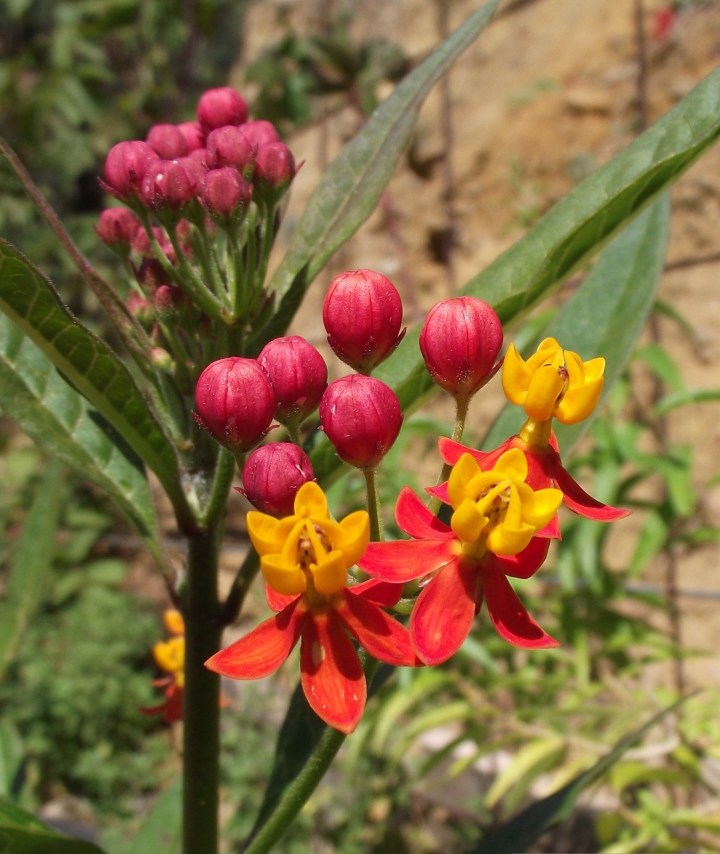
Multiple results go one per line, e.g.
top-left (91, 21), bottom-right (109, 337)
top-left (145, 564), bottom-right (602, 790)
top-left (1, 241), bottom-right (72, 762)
top-left (371, 65), bottom-right (720, 427)
top-left (483, 195), bottom-right (670, 452)
top-left (0, 797), bottom-right (105, 853)
top-left (254, 0), bottom-right (500, 346)
top-left (0, 315), bottom-right (169, 573)
top-left (0, 459), bottom-right (64, 682)
top-left (468, 694), bottom-right (693, 854)
top-left (0, 240), bottom-right (191, 526)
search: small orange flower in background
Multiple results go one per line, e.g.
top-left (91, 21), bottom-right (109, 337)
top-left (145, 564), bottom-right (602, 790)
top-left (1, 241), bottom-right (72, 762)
top-left (206, 481), bottom-right (418, 734)
top-left (141, 609), bottom-right (185, 724)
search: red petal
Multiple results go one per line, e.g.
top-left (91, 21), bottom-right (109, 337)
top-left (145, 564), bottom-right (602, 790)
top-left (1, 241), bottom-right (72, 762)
top-left (410, 558), bottom-right (478, 666)
top-left (300, 610), bottom-right (366, 734)
top-left (352, 577), bottom-right (404, 607)
top-left (535, 513), bottom-right (562, 540)
top-left (481, 562), bottom-right (558, 649)
top-left (549, 452), bottom-right (630, 521)
top-left (395, 486), bottom-right (453, 539)
top-left (494, 537), bottom-right (550, 579)
top-left (425, 482), bottom-right (449, 503)
top-left (205, 599), bottom-right (304, 679)
top-left (438, 436), bottom-right (512, 468)
top-left (359, 538), bottom-right (456, 583)
top-left (265, 583), bottom-right (299, 612)
top-left (338, 590), bottom-right (419, 667)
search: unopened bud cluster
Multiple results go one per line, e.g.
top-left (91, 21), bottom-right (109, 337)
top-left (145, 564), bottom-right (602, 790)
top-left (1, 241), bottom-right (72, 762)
top-left (97, 87), bottom-right (298, 398)
top-left (194, 268), bottom-right (504, 517)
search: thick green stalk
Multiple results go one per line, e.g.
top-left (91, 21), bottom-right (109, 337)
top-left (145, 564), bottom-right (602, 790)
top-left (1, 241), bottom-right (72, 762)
top-left (244, 658), bottom-right (380, 854)
top-left (183, 528), bottom-right (222, 854)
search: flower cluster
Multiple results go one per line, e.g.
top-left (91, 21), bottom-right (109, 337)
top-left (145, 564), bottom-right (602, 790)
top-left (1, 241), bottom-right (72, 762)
top-left (141, 609), bottom-right (186, 724)
top-left (195, 268), bottom-right (628, 733)
top-left (96, 87), bottom-right (298, 398)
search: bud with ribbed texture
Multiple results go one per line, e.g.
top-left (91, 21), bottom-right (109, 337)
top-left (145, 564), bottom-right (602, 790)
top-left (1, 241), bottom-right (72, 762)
top-left (253, 142), bottom-right (296, 205)
top-left (205, 126), bottom-right (256, 177)
top-left (200, 167), bottom-right (252, 226)
top-left (319, 375), bottom-right (402, 469)
top-left (196, 87), bottom-right (248, 133)
top-left (239, 442), bottom-right (315, 517)
top-left (103, 141), bottom-right (160, 201)
top-left (96, 208), bottom-right (141, 253)
top-left (146, 124), bottom-right (189, 160)
top-left (323, 269), bottom-right (405, 374)
top-left (419, 297), bottom-right (503, 401)
top-left (257, 336), bottom-right (327, 428)
top-left (194, 357), bottom-right (276, 453)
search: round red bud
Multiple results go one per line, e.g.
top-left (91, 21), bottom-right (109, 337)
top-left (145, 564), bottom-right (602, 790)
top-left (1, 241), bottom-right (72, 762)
top-left (419, 297), bottom-right (503, 400)
top-left (205, 126), bottom-right (256, 176)
top-left (257, 336), bottom-right (328, 426)
top-left (253, 142), bottom-right (296, 204)
top-left (140, 160), bottom-right (196, 212)
top-left (323, 269), bottom-right (405, 373)
top-left (240, 442), bottom-right (315, 517)
top-left (146, 124), bottom-right (189, 160)
top-left (195, 357), bottom-right (276, 452)
top-left (104, 141), bottom-right (160, 200)
top-left (241, 119), bottom-right (281, 148)
top-left (197, 87), bottom-right (248, 133)
top-left (319, 375), bottom-right (402, 470)
top-left (177, 121), bottom-right (205, 152)
top-left (96, 207), bottom-right (141, 251)
top-left (201, 168), bottom-right (252, 224)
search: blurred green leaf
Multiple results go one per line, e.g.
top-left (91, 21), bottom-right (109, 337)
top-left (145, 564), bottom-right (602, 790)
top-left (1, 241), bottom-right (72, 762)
top-left (258, 0), bottom-right (500, 345)
top-left (629, 509), bottom-right (668, 576)
top-left (122, 778), bottom-right (181, 854)
top-left (0, 459), bottom-right (64, 681)
top-left (0, 797), bottom-right (105, 853)
top-left (635, 343), bottom-right (685, 392)
top-left (655, 387), bottom-right (720, 415)
top-left (0, 241), bottom-right (188, 522)
top-left (0, 315), bottom-right (168, 571)
top-left (468, 694), bottom-right (692, 854)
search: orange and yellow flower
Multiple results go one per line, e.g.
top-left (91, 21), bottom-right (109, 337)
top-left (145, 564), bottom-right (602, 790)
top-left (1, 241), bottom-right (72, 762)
top-left (206, 482), bottom-right (417, 734)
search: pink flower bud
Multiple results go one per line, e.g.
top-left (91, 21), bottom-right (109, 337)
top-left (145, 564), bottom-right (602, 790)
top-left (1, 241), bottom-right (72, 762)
top-left (241, 119), bottom-right (281, 148)
top-left (323, 269), bottom-right (405, 373)
top-left (126, 292), bottom-right (154, 328)
top-left (205, 126), bottom-right (256, 175)
top-left (140, 160), bottom-right (196, 211)
top-left (257, 336), bottom-right (328, 426)
top-left (319, 375), bottom-right (402, 469)
top-left (173, 156), bottom-right (207, 189)
top-left (253, 142), bottom-right (296, 204)
top-left (419, 297), bottom-right (503, 400)
top-left (137, 258), bottom-right (172, 291)
top-left (239, 442), bottom-right (315, 517)
top-left (104, 141), bottom-right (160, 200)
top-left (146, 124), bottom-right (189, 160)
top-left (153, 284), bottom-right (185, 317)
top-left (195, 357), bottom-right (276, 452)
top-left (200, 167), bottom-right (252, 223)
top-left (96, 208), bottom-right (141, 250)
top-left (177, 121), bottom-right (205, 152)
top-left (197, 87), bottom-right (249, 133)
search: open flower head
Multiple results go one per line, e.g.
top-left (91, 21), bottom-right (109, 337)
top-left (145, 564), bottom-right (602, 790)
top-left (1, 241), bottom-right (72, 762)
top-left (208, 482), bottom-right (416, 733)
top-left (360, 452), bottom-right (563, 665)
top-left (502, 337), bottom-right (605, 425)
top-left (141, 609), bottom-right (186, 723)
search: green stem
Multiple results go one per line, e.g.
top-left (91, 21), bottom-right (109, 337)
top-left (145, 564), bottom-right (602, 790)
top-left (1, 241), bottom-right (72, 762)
top-left (199, 446), bottom-right (237, 529)
top-left (363, 466), bottom-right (383, 541)
top-left (244, 658), bottom-right (380, 854)
top-left (183, 528), bottom-right (222, 854)
top-left (427, 393), bottom-right (470, 515)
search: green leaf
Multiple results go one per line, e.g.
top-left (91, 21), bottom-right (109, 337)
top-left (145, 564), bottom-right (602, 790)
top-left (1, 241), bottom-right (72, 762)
top-left (375, 59), bottom-right (720, 422)
top-left (257, 0), bottom-right (500, 345)
top-left (482, 195), bottom-right (670, 452)
top-left (655, 387), bottom-right (720, 415)
top-left (0, 798), bottom-right (105, 854)
top-left (635, 343), bottom-right (685, 393)
top-left (0, 315), bottom-right (168, 571)
top-left (468, 694), bottom-right (693, 854)
top-left (121, 778), bottom-right (181, 854)
top-left (0, 459), bottom-right (64, 681)
top-left (0, 241), bottom-right (190, 522)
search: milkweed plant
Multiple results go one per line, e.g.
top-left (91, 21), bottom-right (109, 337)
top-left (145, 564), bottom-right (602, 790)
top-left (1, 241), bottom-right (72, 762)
top-left (2, 2), bottom-right (720, 851)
